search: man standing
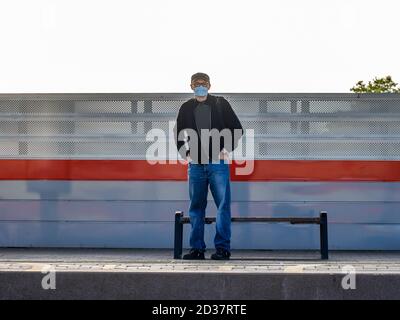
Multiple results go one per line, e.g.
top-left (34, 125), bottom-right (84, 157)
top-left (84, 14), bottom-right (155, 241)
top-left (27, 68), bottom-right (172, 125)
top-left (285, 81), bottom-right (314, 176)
top-left (174, 73), bottom-right (243, 260)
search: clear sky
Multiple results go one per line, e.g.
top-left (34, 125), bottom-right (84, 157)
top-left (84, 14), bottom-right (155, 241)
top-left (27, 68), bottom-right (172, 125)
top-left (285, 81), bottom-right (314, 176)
top-left (0, 0), bottom-right (399, 93)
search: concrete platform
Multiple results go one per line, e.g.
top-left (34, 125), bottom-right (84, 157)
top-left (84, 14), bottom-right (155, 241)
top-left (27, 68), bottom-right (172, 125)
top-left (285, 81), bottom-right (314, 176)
top-left (1, 248), bottom-right (400, 299)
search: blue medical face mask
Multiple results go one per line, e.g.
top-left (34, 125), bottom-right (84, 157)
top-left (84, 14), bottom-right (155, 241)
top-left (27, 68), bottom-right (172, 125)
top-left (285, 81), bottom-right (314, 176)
top-left (194, 85), bottom-right (208, 97)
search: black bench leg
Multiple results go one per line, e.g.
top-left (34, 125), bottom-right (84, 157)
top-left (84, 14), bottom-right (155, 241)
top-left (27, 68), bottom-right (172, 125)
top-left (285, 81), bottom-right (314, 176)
top-left (319, 211), bottom-right (329, 260)
top-left (174, 211), bottom-right (184, 259)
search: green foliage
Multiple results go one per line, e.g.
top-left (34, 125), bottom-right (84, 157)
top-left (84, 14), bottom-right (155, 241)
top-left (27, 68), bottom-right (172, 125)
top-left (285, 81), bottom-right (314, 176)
top-left (350, 76), bottom-right (400, 93)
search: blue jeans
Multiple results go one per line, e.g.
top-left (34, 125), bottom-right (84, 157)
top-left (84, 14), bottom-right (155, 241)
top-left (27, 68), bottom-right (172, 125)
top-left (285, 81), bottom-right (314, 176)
top-left (188, 160), bottom-right (231, 252)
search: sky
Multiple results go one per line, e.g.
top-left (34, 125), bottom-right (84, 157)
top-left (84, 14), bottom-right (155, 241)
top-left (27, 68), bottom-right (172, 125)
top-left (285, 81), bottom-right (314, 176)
top-left (0, 0), bottom-right (399, 93)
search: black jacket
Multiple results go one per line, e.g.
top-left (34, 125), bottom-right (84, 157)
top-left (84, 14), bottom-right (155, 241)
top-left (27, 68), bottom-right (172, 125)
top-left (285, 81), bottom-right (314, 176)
top-left (173, 94), bottom-right (243, 163)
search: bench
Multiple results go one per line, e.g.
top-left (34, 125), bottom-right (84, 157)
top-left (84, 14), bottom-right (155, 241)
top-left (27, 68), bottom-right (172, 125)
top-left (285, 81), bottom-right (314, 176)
top-left (174, 211), bottom-right (329, 260)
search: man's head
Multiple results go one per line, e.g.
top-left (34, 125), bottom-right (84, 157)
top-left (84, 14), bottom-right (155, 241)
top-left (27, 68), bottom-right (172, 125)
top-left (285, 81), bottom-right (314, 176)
top-left (190, 72), bottom-right (211, 100)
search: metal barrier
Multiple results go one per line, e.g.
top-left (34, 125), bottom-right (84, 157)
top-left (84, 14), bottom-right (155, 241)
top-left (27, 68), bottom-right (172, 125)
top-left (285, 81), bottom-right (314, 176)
top-left (174, 211), bottom-right (329, 260)
top-left (1, 93), bottom-right (400, 160)
top-left (0, 93), bottom-right (399, 250)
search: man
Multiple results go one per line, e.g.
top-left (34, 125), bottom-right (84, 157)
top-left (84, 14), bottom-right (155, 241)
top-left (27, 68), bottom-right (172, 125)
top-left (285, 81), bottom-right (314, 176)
top-left (174, 72), bottom-right (243, 260)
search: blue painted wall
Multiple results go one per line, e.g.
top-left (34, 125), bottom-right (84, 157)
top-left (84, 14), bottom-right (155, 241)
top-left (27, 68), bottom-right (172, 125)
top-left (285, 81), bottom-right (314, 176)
top-left (1, 180), bottom-right (400, 250)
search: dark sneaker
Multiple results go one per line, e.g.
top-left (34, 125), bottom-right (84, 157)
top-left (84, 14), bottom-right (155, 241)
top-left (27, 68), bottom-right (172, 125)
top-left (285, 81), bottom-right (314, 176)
top-left (211, 248), bottom-right (231, 260)
top-left (183, 249), bottom-right (205, 260)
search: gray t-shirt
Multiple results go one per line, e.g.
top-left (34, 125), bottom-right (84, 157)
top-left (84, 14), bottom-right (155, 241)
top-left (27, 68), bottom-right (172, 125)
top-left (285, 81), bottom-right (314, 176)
top-left (193, 102), bottom-right (212, 163)
top-left (194, 102), bottom-right (211, 133)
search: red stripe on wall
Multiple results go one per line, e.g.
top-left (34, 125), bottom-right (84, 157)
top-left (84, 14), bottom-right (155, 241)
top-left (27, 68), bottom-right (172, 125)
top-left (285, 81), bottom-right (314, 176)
top-left (1, 159), bottom-right (400, 181)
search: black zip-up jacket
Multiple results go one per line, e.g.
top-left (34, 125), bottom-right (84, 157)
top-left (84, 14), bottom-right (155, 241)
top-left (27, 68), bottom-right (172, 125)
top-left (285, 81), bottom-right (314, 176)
top-left (173, 94), bottom-right (243, 163)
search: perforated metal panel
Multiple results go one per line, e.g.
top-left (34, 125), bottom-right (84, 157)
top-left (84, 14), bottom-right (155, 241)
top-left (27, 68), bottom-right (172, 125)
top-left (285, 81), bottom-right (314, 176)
top-left (1, 93), bottom-right (400, 160)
